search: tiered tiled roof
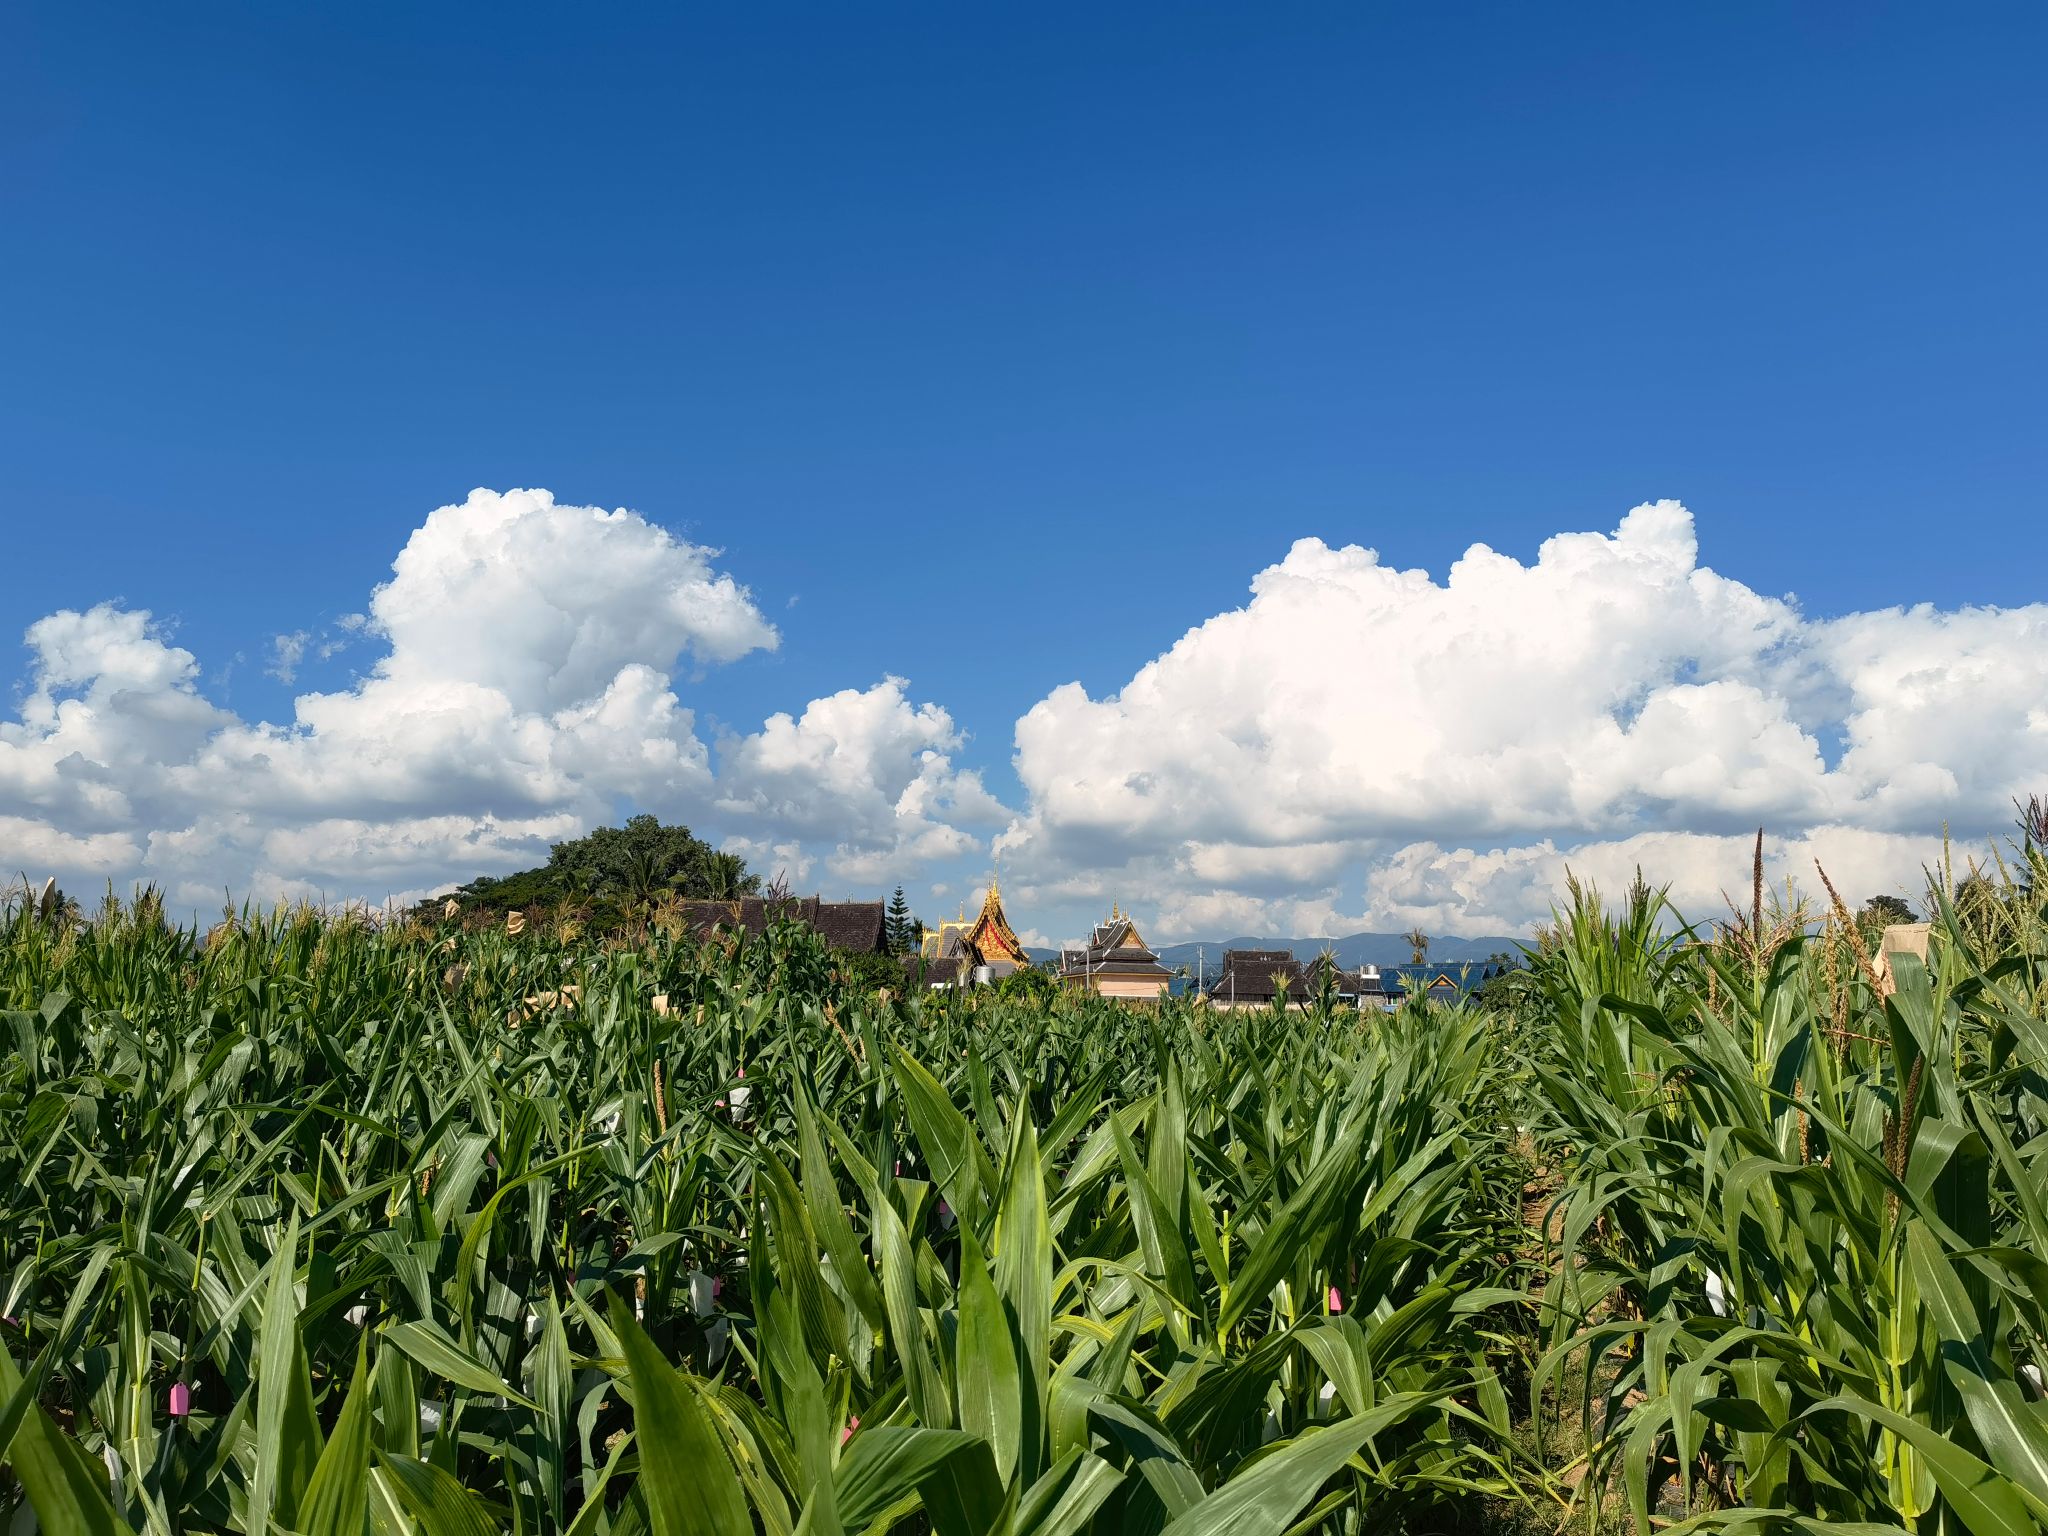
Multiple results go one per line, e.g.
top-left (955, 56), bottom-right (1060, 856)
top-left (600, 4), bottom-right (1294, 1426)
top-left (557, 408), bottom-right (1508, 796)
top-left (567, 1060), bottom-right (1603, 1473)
top-left (1204, 948), bottom-right (1309, 1004)
top-left (909, 874), bottom-right (1031, 986)
top-left (964, 873), bottom-right (1029, 966)
top-left (1061, 906), bottom-right (1172, 984)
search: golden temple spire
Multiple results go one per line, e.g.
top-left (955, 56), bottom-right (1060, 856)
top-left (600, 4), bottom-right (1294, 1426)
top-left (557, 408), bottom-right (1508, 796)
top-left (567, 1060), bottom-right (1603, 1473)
top-left (962, 866), bottom-right (1027, 964)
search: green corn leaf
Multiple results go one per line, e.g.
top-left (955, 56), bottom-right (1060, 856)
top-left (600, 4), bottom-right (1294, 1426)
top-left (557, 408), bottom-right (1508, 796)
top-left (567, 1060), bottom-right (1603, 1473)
top-left (1218, 1129), bottom-right (1363, 1337)
top-left (1905, 1222), bottom-right (2048, 1508)
top-left (1014, 1448), bottom-right (1125, 1536)
top-left (1149, 1060), bottom-right (1189, 1236)
top-left (0, 1341), bottom-right (134, 1536)
top-left (562, 1431), bottom-right (638, 1536)
top-left (793, 1083), bottom-right (886, 1331)
top-left (834, 1426), bottom-right (981, 1531)
top-left (1114, 1117), bottom-right (1198, 1320)
top-left (759, 1286), bottom-right (834, 1498)
top-left (299, 1334), bottom-right (376, 1536)
top-left (791, 1483), bottom-right (848, 1536)
top-left (1156, 1414), bottom-right (1378, 1536)
top-left (872, 1178), bottom-right (948, 1428)
top-left (528, 1294), bottom-right (574, 1528)
top-left (994, 1109), bottom-right (1052, 1484)
top-left (1802, 1393), bottom-right (2045, 1536)
top-left (916, 1435), bottom-right (1012, 1536)
top-left (1295, 1317), bottom-right (1374, 1417)
top-left (373, 1452), bottom-right (504, 1536)
top-left (759, 1152), bottom-right (842, 1370)
top-left (1728, 1359), bottom-right (1791, 1508)
top-left (892, 1046), bottom-right (994, 1228)
top-left (0, 1337), bottom-right (58, 1474)
top-left (383, 1319), bottom-right (539, 1408)
top-left (373, 1341), bottom-right (421, 1460)
top-left (1089, 1397), bottom-right (1206, 1520)
top-left (251, 1209), bottom-right (322, 1536)
top-left (113, 1257), bottom-right (156, 1504)
top-left (605, 1290), bottom-right (753, 1536)
top-left (954, 1226), bottom-right (1023, 1484)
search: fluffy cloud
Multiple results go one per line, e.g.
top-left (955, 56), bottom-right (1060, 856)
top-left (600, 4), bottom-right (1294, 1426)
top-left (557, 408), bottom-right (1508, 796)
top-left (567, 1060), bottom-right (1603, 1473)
top-left (1345, 826), bottom-right (1946, 937)
top-left (997, 503), bottom-right (2046, 937)
top-left (368, 489), bottom-right (779, 709)
top-left (1, 606), bottom-right (231, 831)
top-left (715, 679), bottom-right (1012, 885)
top-left (2, 489), bottom-right (990, 908)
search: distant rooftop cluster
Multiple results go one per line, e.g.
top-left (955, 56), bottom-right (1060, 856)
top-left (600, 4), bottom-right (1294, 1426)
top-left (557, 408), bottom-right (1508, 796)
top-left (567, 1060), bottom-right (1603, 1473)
top-left (1195, 950), bottom-right (1502, 1010)
top-left (672, 877), bottom-right (1509, 1008)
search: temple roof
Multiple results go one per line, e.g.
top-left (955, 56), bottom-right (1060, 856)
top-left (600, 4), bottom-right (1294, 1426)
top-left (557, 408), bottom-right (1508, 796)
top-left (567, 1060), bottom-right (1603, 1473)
top-left (1062, 904), bottom-right (1170, 980)
top-left (921, 871), bottom-right (1029, 969)
top-left (965, 873), bottom-right (1028, 964)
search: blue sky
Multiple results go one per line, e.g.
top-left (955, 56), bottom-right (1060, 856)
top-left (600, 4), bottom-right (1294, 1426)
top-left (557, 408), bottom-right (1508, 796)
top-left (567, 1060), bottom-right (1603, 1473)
top-left (5, 4), bottom-right (2046, 941)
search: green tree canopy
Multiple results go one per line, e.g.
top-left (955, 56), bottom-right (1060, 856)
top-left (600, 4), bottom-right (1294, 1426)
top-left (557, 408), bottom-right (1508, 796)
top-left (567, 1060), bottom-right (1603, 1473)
top-left (452, 815), bottom-right (758, 912)
top-left (1857, 893), bottom-right (1919, 931)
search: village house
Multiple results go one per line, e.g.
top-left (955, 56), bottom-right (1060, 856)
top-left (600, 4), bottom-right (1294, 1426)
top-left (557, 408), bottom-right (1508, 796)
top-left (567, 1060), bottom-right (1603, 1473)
top-left (1203, 951), bottom-right (1489, 1010)
top-left (1205, 948), bottom-right (1326, 1009)
top-left (676, 895), bottom-right (888, 953)
top-left (1380, 963), bottom-right (1506, 1005)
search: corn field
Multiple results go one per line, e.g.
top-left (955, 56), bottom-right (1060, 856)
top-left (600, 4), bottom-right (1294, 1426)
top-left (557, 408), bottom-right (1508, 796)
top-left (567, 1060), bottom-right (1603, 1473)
top-left (2, 833), bottom-right (2045, 1536)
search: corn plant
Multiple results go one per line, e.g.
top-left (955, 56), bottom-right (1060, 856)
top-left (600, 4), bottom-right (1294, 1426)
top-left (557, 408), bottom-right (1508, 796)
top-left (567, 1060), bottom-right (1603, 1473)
top-left (1528, 864), bottom-right (2048, 1534)
top-left (0, 889), bottom-right (1534, 1533)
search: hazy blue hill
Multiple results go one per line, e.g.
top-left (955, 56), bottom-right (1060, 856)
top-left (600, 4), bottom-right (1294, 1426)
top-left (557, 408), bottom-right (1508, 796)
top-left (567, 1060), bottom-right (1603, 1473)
top-left (1023, 931), bottom-right (1525, 969)
top-left (1149, 932), bottom-right (1525, 972)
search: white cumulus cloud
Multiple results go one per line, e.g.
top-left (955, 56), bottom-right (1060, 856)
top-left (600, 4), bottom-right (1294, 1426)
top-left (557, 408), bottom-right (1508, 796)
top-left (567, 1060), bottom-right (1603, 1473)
top-left (715, 678), bottom-right (1011, 885)
top-left (995, 502), bottom-right (2046, 937)
top-left (2, 489), bottom-right (990, 909)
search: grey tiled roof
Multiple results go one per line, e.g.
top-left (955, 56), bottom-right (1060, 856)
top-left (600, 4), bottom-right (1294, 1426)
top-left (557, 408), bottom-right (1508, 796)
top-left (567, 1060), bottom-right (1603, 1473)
top-left (677, 897), bottom-right (887, 953)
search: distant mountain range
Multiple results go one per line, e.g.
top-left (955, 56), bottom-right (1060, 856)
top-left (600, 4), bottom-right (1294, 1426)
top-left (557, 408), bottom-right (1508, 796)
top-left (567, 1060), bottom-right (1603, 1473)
top-left (1023, 931), bottom-right (1526, 970)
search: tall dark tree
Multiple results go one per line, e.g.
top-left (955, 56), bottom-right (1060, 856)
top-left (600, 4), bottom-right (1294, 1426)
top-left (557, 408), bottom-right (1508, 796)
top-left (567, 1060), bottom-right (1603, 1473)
top-left (884, 886), bottom-right (914, 955)
top-left (1858, 893), bottom-right (1918, 931)
top-left (1952, 871), bottom-right (2008, 938)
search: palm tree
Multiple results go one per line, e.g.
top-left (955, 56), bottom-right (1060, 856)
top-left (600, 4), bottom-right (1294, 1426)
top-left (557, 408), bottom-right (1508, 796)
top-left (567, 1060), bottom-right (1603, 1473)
top-left (623, 849), bottom-right (669, 910)
top-left (704, 851), bottom-right (749, 899)
top-left (1404, 927), bottom-right (1430, 966)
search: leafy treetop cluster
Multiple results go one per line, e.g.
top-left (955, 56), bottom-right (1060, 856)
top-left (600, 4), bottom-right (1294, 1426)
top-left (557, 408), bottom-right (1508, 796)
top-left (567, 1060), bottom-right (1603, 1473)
top-left (450, 814), bottom-right (759, 914)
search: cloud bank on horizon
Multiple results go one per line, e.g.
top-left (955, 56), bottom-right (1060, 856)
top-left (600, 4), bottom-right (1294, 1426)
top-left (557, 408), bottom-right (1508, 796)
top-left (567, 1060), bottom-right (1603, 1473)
top-left (0, 489), bottom-right (1003, 911)
top-left (5, 491), bottom-right (2042, 938)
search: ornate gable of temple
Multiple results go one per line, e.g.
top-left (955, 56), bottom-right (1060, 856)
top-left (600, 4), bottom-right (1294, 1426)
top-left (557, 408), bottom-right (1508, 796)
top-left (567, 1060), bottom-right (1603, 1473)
top-left (1091, 905), bottom-right (1151, 955)
top-left (963, 872), bottom-right (1028, 965)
